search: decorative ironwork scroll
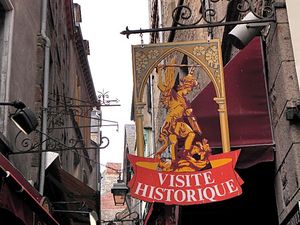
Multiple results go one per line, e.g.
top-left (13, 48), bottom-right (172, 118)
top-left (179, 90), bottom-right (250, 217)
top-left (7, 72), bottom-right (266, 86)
top-left (97, 90), bottom-right (120, 106)
top-left (12, 129), bottom-right (110, 155)
top-left (121, 0), bottom-right (277, 37)
top-left (11, 92), bottom-right (118, 155)
top-left (172, 0), bottom-right (274, 26)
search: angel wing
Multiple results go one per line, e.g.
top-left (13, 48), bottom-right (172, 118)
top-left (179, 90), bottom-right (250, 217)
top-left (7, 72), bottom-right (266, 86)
top-left (157, 58), bottom-right (176, 94)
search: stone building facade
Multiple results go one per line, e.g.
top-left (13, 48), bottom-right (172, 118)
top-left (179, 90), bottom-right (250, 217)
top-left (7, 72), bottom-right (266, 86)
top-left (101, 163), bottom-right (127, 223)
top-left (0, 0), bottom-right (100, 224)
top-left (128, 0), bottom-right (300, 225)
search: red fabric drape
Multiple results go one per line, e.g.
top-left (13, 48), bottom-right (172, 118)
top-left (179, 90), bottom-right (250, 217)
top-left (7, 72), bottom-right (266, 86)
top-left (191, 37), bottom-right (274, 168)
top-left (192, 37), bottom-right (273, 148)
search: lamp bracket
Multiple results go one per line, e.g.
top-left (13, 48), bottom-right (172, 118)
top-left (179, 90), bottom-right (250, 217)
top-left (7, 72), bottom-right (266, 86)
top-left (120, 0), bottom-right (276, 38)
top-left (246, 22), bottom-right (270, 28)
top-left (115, 211), bottom-right (139, 221)
top-left (0, 100), bottom-right (26, 109)
top-left (103, 211), bottom-right (140, 224)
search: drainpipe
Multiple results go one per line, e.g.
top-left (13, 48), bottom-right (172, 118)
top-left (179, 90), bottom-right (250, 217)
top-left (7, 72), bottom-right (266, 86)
top-left (157, 0), bottom-right (163, 43)
top-left (39, 0), bottom-right (51, 195)
top-left (3, 2), bottom-right (14, 135)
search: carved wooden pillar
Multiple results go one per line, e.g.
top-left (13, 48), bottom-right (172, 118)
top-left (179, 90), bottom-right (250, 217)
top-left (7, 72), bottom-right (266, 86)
top-left (135, 102), bottom-right (145, 157)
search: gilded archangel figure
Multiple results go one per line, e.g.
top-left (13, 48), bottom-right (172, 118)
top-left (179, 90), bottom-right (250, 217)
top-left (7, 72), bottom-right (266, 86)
top-left (155, 58), bottom-right (211, 171)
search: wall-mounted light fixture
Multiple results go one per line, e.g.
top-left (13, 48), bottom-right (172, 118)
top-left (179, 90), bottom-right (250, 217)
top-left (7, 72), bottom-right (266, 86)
top-left (111, 176), bottom-right (129, 206)
top-left (0, 100), bottom-right (38, 134)
top-left (286, 102), bottom-right (300, 121)
top-left (228, 12), bottom-right (269, 49)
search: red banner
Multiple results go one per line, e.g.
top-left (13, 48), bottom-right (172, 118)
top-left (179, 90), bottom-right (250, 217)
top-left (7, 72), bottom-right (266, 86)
top-left (128, 150), bottom-right (243, 205)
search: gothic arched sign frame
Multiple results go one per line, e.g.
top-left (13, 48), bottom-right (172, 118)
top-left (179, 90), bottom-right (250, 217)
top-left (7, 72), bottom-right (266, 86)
top-left (131, 39), bottom-right (230, 156)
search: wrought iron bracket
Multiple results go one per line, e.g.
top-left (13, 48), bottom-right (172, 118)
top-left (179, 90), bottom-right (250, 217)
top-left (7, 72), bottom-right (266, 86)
top-left (10, 129), bottom-right (110, 155)
top-left (10, 92), bottom-right (121, 155)
top-left (102, 211), bottom-right (140, 224)
top-left (97, 90), bottom-right (120, 106)
top-left (121, 0), bottom-right (280, 38)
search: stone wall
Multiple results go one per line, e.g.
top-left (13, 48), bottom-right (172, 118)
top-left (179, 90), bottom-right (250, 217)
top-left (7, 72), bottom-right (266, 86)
top-left (266, 2), bottom-right (300, 223)
top-left (101, 163), bottom-right (127, 222)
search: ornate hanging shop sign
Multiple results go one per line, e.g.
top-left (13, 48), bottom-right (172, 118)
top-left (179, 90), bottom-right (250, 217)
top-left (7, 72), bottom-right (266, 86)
top-left (128, 151), bottom-right (242, 205)
top-left (129, 39), bottom-right (243, 205)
